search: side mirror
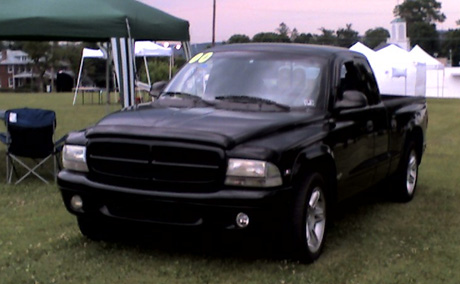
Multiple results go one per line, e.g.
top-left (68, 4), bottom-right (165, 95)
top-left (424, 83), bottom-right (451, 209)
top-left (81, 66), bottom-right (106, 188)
top-left (149, 81), bottom-right (168, 99)
top-left (335, 90), bottom-right (368, 110)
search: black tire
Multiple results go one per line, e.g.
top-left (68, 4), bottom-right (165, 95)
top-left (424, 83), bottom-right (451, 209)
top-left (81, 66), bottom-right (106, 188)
top-left (290, 172), bottom-right (328, 263)
top-left (393, 141), bottom-right (419, 202)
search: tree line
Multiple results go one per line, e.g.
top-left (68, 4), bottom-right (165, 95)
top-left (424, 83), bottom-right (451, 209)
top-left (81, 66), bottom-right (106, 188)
top-left (227, 23), bottom-right (389, 51)
top-left (226, 0), bottom-right (460, 66)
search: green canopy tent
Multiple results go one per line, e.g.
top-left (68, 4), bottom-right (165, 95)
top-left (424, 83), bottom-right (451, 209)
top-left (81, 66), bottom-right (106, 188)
top-left (0, 0), bottom-right (191, 106)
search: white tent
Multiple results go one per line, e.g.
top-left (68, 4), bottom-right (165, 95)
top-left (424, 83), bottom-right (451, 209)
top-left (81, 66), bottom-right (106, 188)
top-left (350, 42), bottom-right (459, 98)
top-left (134, 41), bottom-right (174, 87)
top-left (376, 44), bottom-right (414, 70)
top-left (409, 45), bottom-right (444, 70)
top-left (410, 45), bottom-right (445, 97)
top-left (350, 42), bottom-right (376, 61)
top-left (73, 41), bottom-right (173, 105)
top-left (350, 44), bottom-right (425, 96)
top-left (134, 41), bottom-right (172, 57)
top-left (82, 48), bottom-right (106, 59)
top-left (375, 44), bottom-right (426, 96)
top-left (72, 47), bottom-right (108, 105)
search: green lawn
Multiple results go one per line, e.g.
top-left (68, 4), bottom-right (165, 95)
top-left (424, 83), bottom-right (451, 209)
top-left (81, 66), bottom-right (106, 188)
top-left (0, 94), bottom-right (459, 283)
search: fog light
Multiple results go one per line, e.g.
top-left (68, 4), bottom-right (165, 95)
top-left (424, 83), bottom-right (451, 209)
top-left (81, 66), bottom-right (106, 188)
top-left (236, 212), bottom-right (250, 228)
top-left (70, 195), bottom-right (83, 211)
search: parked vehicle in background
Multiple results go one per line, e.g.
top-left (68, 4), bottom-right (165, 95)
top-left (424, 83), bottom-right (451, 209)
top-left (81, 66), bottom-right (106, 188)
top-left (58, 43), bottom-right (427, 262)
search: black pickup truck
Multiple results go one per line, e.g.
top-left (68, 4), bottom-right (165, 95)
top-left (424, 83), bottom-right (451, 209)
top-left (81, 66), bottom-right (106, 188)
top-left (58, 43), bottom-right (427, 262)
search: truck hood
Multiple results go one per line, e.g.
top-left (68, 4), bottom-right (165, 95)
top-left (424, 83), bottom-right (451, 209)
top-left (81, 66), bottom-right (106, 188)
top-left (87, 106), bottom-right (323, 148)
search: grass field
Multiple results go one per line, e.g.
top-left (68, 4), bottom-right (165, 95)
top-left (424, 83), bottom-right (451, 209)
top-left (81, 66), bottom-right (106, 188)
top-left (0, 93), bottom-right (459, 283)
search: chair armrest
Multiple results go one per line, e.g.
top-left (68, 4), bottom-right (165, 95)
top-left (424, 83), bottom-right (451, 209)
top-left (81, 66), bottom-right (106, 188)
top-left (0, 132), bottom-right (9, 145)
top-left (54, 134), bottom-right (68, 153)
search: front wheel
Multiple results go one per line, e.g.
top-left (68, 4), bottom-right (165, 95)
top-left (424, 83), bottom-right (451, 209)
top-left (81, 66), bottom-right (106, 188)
top-left (290, 172), bottom-right (328, 263)
top-left (77, 216), bottom-right (114, 241)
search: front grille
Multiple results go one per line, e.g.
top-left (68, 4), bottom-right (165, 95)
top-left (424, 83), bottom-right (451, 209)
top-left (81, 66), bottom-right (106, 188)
top-left (86, 138), bottom-right (226, 192)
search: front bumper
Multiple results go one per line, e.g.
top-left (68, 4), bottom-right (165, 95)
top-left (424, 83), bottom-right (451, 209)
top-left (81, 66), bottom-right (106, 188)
top-left (58, 170), bottom-right (293, 231)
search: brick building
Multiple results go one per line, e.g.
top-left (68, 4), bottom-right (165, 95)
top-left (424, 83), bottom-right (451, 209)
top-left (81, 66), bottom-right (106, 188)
top-left (0, 49), bottom-right (34, 90)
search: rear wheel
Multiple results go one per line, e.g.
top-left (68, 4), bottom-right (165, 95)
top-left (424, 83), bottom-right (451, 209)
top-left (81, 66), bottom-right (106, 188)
top-left (393, 142), bottom-right (419, 202)
top-left (290, 172), bottom-right (328, 263)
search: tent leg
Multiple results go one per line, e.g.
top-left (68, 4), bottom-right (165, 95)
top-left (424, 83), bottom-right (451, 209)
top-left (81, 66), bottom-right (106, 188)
top-left (106, 42), bottom-right (111, 104)
top-left (73, 56), bottom-right (85, 105)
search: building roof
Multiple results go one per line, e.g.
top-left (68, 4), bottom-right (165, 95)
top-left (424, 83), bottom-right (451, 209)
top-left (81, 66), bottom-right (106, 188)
top-left (0, 49), bottom-right (32, 65)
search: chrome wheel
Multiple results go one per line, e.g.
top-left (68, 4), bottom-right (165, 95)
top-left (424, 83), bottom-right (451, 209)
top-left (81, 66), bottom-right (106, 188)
top-left (305, 186), bottom-right (326, 253)
top-left (406, 150), bottom-right (418, 196)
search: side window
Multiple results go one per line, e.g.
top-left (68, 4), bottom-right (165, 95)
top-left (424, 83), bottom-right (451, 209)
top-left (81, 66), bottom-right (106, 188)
top-left (339, 60), bottom-right (379, 105)
top-left (338, 61), bottom-right (364, 98)
top-left (355, 59), bottom-right (380, 105)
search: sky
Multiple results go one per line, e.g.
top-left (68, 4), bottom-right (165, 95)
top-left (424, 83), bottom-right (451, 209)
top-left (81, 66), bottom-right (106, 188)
top-left (139, 0), bottom-right (460, 43)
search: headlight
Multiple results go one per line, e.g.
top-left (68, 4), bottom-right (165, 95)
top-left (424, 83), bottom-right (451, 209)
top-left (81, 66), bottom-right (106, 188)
top-left (225, 159), bottom-right (282, 187)
top-left (62, 145), bottom-right (89, 172)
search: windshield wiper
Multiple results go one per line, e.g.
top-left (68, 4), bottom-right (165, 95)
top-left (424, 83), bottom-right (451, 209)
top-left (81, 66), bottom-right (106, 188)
top-left (160, 91), bottom-right (203, 100)
top-left (159, 91), bottom-right (214, 107)
top-left (215, 95), bottom-right (290, 111)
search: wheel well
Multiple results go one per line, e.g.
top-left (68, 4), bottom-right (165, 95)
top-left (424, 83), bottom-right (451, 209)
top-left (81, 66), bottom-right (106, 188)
top-left (294, 155), bottom-right (337, 204)
top-left (406, 127), bottom-right (424, 164)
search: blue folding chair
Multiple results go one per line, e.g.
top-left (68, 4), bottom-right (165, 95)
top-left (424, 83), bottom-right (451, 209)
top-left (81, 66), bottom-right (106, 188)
top-left (0, 108), bottom-right (66, 184)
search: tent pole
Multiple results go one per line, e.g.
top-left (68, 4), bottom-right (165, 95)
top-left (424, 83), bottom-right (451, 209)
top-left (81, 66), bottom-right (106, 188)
top-left (182, 41), bottom-right (191, 60)
top-left (73, 55), bottom-right (85, 105)
top-left (143, 56), bottom-right (151, 86)
top-left (126, 18), bottom-right (135, 106)
top-left (405, 76), bottom-right (407, 96)
top-left (111, 38), bottom-right (121, 105)
top-left (128, 38), bottom-right (135, 105)
top-left (99, 42), bottom-right (111, 104)
top-left (106, 42), bottom-right (111, 104)
top-left (437, 69), bottom-right (439, 97)
top-left (119, 38), bottom-right (130, 107)
top-left (442, 69), bottom-right (445, 97)
top-left (169, 54), bottom-right (173, 79)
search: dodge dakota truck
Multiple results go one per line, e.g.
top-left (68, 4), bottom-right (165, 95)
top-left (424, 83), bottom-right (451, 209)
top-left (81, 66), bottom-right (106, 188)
top-left (58, 43), bottom-right (428, 262)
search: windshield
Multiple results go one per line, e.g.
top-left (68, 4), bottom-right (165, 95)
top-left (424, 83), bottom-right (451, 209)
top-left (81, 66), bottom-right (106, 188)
top-left (164, 50), bottom-right (326, 110)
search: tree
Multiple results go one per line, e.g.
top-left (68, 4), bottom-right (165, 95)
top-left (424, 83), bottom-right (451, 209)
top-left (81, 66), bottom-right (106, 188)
top-left (54, 43), bottom-right (85, 79)
top-left (293, 33), bottom-right (313, 44)
top-left (252, 32), bottom-right (289, 43)
top-left (394, 0), bottom-right (445, 52)
top-left (277, 22), bottom-right (290, 38)
top-left (336, 24), bottom-right (360, 48)
top-left (311, 28), bottom-right (337, 46)
top-left (22, 41), bottom-right (53, 91)
top-left (441, 28), bottom-right (460, 66)
top-left (140, 58), bottom-right (177, 83)
top-left (7, 41), bottom-right (26, 50)
top-left (394, 0), bottom-right (446, 26)
top-left (363, 27), bottom-right (390, 49)
top-left (227, 34), bottom-right (251, 44)
top-left (409, 22), bottom-right (439, 55)
top-left (290, 28), bottom-right (299, 42)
